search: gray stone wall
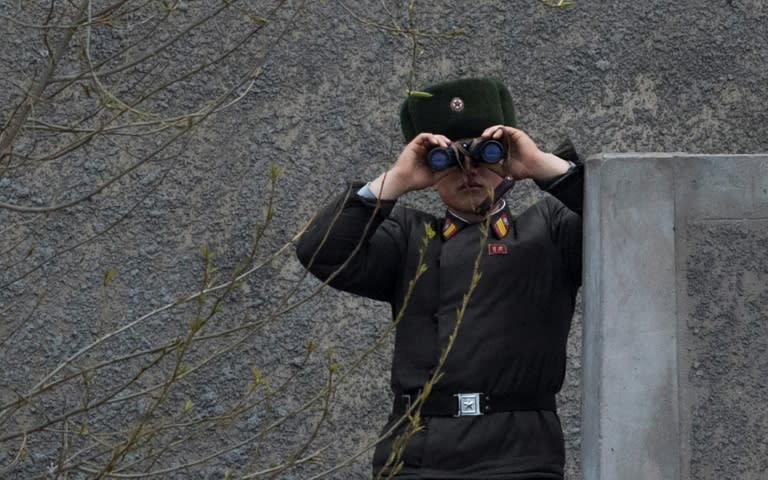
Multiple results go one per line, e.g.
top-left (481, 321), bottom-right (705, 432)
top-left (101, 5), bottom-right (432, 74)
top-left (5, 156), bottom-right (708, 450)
top-left (684, 220), bottom-right (768, 479)
top-left (583, 154), bottom-right (768, 479)
top-left (1, 0), bottom-right (767, 478)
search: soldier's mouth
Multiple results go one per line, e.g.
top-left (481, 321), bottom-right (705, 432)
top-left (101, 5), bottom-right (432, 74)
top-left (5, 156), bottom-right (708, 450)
top-left (459, 182), bottom-right (484, 190)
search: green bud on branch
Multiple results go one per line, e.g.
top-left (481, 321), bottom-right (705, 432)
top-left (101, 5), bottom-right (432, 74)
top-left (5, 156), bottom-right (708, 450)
top-left (103, 269), bottom-right (118, 286)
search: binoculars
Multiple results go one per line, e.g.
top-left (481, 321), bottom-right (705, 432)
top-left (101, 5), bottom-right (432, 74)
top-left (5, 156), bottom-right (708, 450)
top-left (427, 138), bottom-right (506, 172)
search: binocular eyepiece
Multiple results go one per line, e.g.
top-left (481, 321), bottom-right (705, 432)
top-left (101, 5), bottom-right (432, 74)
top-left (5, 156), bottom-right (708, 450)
top-left (427, 138), bottom-right (506, 172)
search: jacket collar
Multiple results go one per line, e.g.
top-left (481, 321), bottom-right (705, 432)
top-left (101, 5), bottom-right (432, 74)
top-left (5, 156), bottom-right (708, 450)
top-left (442, 200), bottom-right (514, 241)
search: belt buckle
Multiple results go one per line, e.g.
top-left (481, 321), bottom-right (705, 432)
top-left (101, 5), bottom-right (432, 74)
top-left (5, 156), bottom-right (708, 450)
top-left (455, 392), bottom-right (482, 416)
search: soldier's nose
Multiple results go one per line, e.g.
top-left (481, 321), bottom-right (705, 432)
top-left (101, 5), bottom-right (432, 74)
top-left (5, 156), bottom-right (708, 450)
top-left (459, 156), bottom-right (475, 171)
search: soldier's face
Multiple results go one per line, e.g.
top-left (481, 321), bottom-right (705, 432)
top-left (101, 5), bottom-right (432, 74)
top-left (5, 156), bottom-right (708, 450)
top-left (432, 161), bottom-right (505, 215)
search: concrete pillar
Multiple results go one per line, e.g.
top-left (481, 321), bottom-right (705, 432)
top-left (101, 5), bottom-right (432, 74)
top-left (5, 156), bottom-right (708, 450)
top-left (581, 154), bottom-right (768, 479)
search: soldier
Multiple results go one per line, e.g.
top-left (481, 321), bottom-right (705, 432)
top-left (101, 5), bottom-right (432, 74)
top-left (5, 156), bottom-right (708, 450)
top-left (297, 78), bottom-right (583, 479)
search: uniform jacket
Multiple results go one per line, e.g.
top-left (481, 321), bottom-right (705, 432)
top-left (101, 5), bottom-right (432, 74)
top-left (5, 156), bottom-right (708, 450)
top-left (296, 144), bottom-right (583, 479)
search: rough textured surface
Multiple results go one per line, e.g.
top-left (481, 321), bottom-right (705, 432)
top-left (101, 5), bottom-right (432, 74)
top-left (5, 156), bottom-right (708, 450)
top-left (584, 154), bottom-right (768, 480)
top-left (582, 154), bottom-right (680, 480)
top-left (1, 0), bottom-right (768, 478)
top-left (675, 156), bottom-right (768, 480)
top-left (684, 220), bottom-right (768, 480)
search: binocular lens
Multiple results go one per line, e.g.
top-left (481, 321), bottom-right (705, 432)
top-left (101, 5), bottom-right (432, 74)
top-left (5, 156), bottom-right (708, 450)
top-left (478, 141), bottom-right (503, 163)
top-left (427, 148), bottom-right (455, 172)
top-left (426, 139), bottom-right (505, 172)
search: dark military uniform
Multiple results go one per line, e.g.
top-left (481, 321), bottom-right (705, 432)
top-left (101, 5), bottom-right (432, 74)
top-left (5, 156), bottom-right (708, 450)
top-left (296, 144), bottom-right (583, 479)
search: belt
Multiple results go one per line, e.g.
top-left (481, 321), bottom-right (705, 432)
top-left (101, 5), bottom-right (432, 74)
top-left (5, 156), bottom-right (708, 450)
top-left (392, 391), bottom-right (556, 417)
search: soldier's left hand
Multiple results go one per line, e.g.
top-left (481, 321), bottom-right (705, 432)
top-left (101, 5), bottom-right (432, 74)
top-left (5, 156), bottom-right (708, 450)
top-left (480, 126), bottom-right (570, 181)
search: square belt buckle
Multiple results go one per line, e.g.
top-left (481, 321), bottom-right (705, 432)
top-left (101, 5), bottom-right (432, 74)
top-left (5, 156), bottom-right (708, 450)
top-left (455, 392), bottom-right (482, 416)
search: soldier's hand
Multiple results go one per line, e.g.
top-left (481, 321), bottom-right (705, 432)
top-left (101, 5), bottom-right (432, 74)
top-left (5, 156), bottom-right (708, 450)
top-left (481, 126), bottom-right (570, 181)
top-left (369, 133), bottom-right (451, 200)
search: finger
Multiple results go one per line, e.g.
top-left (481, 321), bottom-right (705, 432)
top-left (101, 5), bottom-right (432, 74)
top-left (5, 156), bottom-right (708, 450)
top-left (481, 125), bottom-right (501, 138)
top-left (504, 127), bottom-right (522, 139)
top-left (481, 125), bottom-right (509, 139)
top-left (412, 132), bottom-right (432, 145)
top-left (415, 132), bottom-right (451, 149)
top-left (410, 134), bottom-right (435, 154)
top-left (434, 134), bottom-right (451, 147)
top-left (503, 128), bottom-right (527, 151)
top-left (423, 133), bottom-right (451, 148)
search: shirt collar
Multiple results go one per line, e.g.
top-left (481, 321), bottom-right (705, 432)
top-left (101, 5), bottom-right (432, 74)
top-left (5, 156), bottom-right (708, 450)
top-left (447, 199), bottom-right (507, 224)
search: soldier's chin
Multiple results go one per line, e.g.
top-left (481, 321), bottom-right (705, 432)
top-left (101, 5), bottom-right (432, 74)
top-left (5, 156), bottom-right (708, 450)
top-left (467, 190), bottom-right (493, 204)
top-left (456, 195), bottom-right (487, 213)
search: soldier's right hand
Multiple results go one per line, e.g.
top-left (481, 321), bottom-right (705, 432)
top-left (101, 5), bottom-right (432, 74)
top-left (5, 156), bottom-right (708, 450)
top-left (368, 133), bottom-right (451, 200)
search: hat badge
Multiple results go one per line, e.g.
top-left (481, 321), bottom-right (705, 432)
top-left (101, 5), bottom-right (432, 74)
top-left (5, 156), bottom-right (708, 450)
top-left (449, 97), bottom-right (464, 112)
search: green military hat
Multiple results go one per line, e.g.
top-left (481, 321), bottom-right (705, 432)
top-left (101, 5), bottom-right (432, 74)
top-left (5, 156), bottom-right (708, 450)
top-left (399, 78), bottom-right (516, 143)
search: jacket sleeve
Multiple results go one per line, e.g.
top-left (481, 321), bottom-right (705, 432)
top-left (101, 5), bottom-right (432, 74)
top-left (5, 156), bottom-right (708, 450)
top-left (536, 139), bottom-right (584, 289)
top-left (295, 183), bottom-right (405, 302)
top-left (534, 138), bottom-right (584, 215)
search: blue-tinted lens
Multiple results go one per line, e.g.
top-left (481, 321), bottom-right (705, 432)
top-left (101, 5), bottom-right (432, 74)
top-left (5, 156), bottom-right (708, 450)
top-left (478, 140), bottom-right (504, 163)
top-left (428, 148), bottom-right (454, 171)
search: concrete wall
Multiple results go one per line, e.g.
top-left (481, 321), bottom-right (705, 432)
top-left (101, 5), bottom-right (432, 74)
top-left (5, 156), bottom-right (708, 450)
top-left (583, 154), bottom-right (768, 479)
top-left (1, 0), bottom-right (767, 478)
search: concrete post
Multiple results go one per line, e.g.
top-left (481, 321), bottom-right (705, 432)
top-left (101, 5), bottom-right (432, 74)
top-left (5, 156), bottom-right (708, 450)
top-left (582, 154), bottom-right (768, 479)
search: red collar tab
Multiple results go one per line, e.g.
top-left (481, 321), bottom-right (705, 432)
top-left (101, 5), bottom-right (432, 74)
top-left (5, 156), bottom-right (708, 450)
top-left (442, 217), bottom-right (460, 240)
top-left (492, 212), bottom-right (510, 239)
